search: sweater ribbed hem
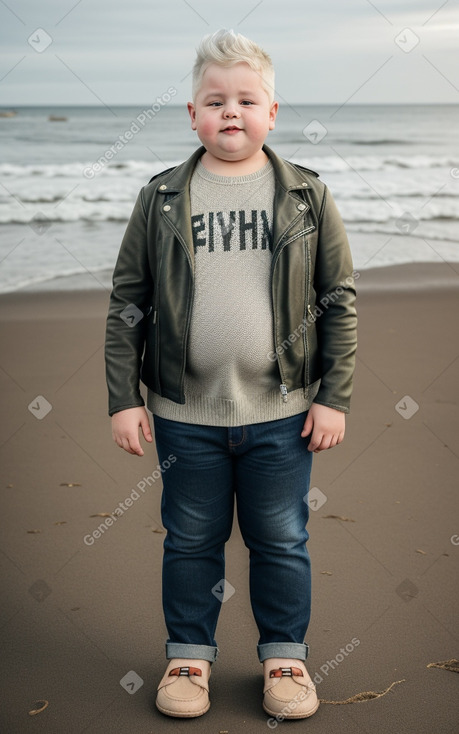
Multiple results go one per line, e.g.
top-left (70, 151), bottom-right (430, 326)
top-left (147, 382), bottom-right (320, 427)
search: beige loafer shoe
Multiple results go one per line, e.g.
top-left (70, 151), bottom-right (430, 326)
top-left (263, 661), bottom-right (319, 719)
top-left (156, 658), bottom-right (211, 718)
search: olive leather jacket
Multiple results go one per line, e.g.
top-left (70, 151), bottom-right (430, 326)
top-left (105, 144), bottom-right (357, 416)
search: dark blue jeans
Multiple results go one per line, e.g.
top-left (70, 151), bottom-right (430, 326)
top-left (153, 411), bottom-right (313, 664)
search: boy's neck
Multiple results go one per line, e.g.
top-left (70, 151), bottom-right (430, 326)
top-left (200, 148), bottom-right (269, 177)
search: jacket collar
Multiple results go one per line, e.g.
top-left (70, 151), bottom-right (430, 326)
top-left (156, 145), bottom-right (317, 263)
top-left (158, 144), bottom-right (315, 192)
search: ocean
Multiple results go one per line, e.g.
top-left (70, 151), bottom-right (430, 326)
top-left (0, 103), bottom-right (458, 293)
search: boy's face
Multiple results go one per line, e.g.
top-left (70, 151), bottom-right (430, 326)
top-left (187, 62), bottom-right (278, 168)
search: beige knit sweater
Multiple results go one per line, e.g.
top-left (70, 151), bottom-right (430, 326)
top-left (148, 158), bottom-right (318, 426)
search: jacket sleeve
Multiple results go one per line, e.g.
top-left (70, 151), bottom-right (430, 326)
top-left (104, 188), bottom-right (154, 416)
top-left (312, 186), bottom-right (357, 413)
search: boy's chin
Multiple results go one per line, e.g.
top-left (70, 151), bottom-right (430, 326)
top-left (205, 146), bottom-right (264, 163)
top-left (202, 149), bottom-right (244, 164)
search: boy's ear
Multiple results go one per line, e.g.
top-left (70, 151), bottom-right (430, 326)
top-left (187, 102), bottom-right (197, 130)
top-left (269, 101), bottom-right (279, 130)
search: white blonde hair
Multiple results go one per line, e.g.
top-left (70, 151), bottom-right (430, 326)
top-left (191, 29), bottom-right (275, 103)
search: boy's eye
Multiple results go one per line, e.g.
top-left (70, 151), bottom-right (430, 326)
top-left (207, 100), bottom-right (254, 107)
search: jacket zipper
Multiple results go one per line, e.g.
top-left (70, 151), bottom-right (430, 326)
top-left (271, 242), bottom-right (289, 401)
top-left (271, 224), bottom-right (316, 403)
top-left (160, 199), bottom-right (195, 403)
top-left (153, 303), bottom-right (160, 390)
top-left (177, 252), bottom-right (194, 404)
top-left (181, 276), bottom-right (195, 402)
top-left (303, 241), bottom-right (312, 398)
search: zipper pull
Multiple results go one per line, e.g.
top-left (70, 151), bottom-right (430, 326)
top-left (153, 310), bottom-right (157, 324)
top-left (279, 383), bottom-right (288, 402)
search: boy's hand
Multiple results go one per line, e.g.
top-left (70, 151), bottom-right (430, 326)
top-left (301, 403), bottom-right (345, 453)
top-left (111, 407), bottom-right (153, 456)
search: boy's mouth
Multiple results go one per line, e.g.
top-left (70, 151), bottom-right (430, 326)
top-left (222, 126), bottom-right (242, 134)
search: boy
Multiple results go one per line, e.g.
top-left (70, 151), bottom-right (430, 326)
top-left (105, 29), bottom-right (357, 720)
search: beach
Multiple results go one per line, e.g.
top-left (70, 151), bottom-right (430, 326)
top-left (1, 262), bottom-right (458, 733)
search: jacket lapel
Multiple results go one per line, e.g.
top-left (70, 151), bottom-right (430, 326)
top-left (156, 147), bottom-right (206, 269)
top-left (156, 144), bottom-right (316, 266)
top-left (263, 145), bottom-right (315, 254)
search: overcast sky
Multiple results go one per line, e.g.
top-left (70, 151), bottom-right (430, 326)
top-left (1, 0), bottom-right (458, 106)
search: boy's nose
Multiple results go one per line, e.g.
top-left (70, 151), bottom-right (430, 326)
top-left (223, 107), bottom-right (240, 118)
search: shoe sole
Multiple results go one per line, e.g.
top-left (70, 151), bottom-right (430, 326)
top-left (263, 698), bottom-right (320, 719)
top-left (156, 700), bottom-right (210, 718)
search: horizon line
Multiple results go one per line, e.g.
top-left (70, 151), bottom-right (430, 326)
top-left (1, 101), bottom-right (458, 109)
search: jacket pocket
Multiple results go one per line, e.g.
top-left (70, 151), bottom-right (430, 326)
top-left (153, 310), bottom-right (161, 393)
top-left (302, 238), bottom-right (311, 387)
top-left (303, 238), bottom-right (320, 388)
top-left (141, 308), bottom-right (161, 394)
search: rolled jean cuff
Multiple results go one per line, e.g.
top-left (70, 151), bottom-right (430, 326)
top-left (257, 642), bottom-right (309, 663)
top-left (165, 642), bottom-right (219, 663)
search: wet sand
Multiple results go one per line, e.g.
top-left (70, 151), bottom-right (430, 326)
top-left (1, 263), bottom-right (458, 733)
